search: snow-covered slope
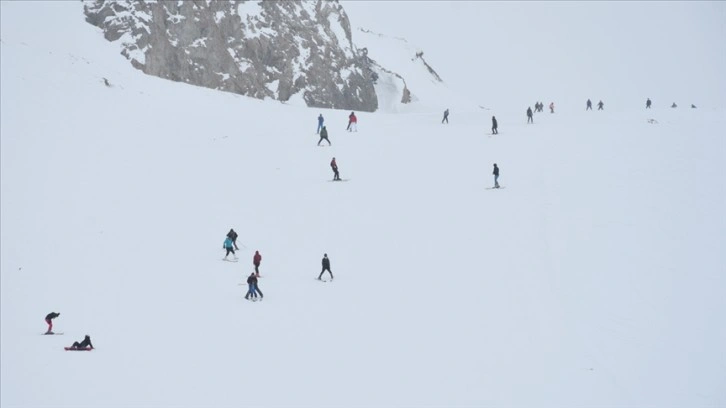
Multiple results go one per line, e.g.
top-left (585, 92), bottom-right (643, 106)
top-left (2, 2), bottom-right (725, 408)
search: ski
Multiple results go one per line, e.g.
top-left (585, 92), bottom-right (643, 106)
top-left (43, 332), bottom-right (64, 335)
top-left (222, 258), bottom-right (239, 262)
top-left (486, 187), bottom-right (505, 190)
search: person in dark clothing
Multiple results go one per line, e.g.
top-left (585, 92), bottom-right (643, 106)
top-left (227, 229), bottom-right (239, 250)
top-left (646, 98), bottom-right (652, 109)
top-left (527, 107), bottom-right (534, 124)
top-left (330, 157), bottom-right (340, 181)
top-left (253, 250), bottom-right (262, 276)
top-left (245, 272), bottom-right (263, 300)
top-left (691, 104), bottom-right (697, 109)
top-left (671, 102), bottom-right (678, 108)
top-left (493, 163), bottom-right (500, 189)
top-left (491, 116), bottom-right (498, 134)
top-left (442, 108), bottom-right (449, 124)
top-left (318, 253), bottom-right (333, 280)
top-left (70, 335), bottom-right (94, 350)
top-left (586, 99), bottom-right (592, 110)
top-left (317, 114), bottom-right (324, 134)
top-left (597, 100), bottom-right (604, 110)
top-left (45, 312), bottom-right (60, 334)
top-left (318, 126), bottom-right (331, 146)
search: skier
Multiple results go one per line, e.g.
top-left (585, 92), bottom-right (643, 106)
top-left (245, 272), bottom-right (262, 300)
top-left (442, 108), bottom-right (449, 124)
top-left (330, 157), bottom-right (340, 181)
top-left (597, 100), bottom-right (604, 110)
top-left (586, 99), bottom-right (592, 110)
top-left (646, 98), bottom-right (652, 109)
top-left (493, 163), bottom-right (500, 189)
top-left (491, 116), bottom-right (498, 134)
top-left (253, 250), bottom-right (262, 276)
top-left (223, 236), bottom-right (237, 260)
top-left (347, 111), bottom-right (358, 132)
top-left (691, 104), bottom-right (697, 109)
top-left (317, 113), bottom-right (324, 134)
top-left (227, 228), bottom-right (239, 250)
top-left (318, 253), bottom-right (333, 280)
top-left (671, 102), bottom-right (678, 108)
top-left (45, 312), bottom-right (60, 334)
top-left (317, 125), bottom-right (331, 146)
top-left (549, 102), bottom-right (555, 113)
top-left (526, 107), bottom-right (534, 124)
top-left (69, 335), bottom-right (94, 350)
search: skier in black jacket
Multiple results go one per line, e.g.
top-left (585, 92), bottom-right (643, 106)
top-left (527, 107), bottom-right (534, 124)
top-left (493, 163), bottom-right (500, 189)
top-left (70, 335), bottom-right (94, 350)
top-left (491, 116), bottom-right (498, 134)
top-left (586, 99), bottom-right (592, 110)
top-left (318, 253), bottom-right (333, 280)
top-left (318, 126), bottom-right (331, 146)
top-left (227, 229), bottom-right (239, 250)
top-left (245, 272), bottom-right (263, 300)
top-left (45, 312), bottom-right (60, 334)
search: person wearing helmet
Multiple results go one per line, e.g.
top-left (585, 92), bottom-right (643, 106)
top-left (317, 253), bottom-right (333, 280)
top-left (330, 157), bottom-right (340, 181)
top-left (70, 335), bottom-right (94, 350)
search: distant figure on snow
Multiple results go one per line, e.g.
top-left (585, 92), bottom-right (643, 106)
top-left (549, 102), bottom-right (555, 113)
top-left (442, 108), bottom-right (449, 124)
top-left (493, 163), bottom-right (500, 189)
top-left (223, 236), bottom-right (237, 261)
top-left (491, 116), bottom-right (498, 134)
top-left (318, 126), bottom-right (331, 146)
top-left (537, 102), bottom-right (544, 112)
top-left (318, 253), bottom-right (334, 280)
top-left (646, 98), bottom-right (652, 109)
top-left (245, 272), bottom-right (263, 300)
top-left (227, 228), bottom-right (239, 250)
top-left (45, 312), bottom-right (60, 334)
top-left (69, 335), bottom-right (94, 350)
top-left (586, 99), bottom-right (592, 110)
top-left (597, 100), bottom-right (604, 110)
top-left (691, 104), bottom-right (697, 109)
top-left (347, 112), bottom-right (358, 132)
top-left (671, 102), bottom-right (678, 108)
top-left (317, 114), bottom-right (324, 134)
top-left (330, 157), bottom-right (340, 181)
top-left (253, 250), bottom-right (262, 276)
top-left (526, 107), bottom-right (534, 124)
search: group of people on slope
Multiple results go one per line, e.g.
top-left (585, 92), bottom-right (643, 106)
top-left (585, 99), bottom-right (605, 110)
top-left (44, 312), bottom-right (95, 350)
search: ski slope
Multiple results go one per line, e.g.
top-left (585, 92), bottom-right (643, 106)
top-left (2, 2), bottom-right (725, 407)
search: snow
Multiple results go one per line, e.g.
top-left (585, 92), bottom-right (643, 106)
top-left (2, 1), bottom-right (726, 408)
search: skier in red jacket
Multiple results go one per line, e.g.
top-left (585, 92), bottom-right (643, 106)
top-left (347, 112), bottom-right (357, 132)
top-left (253, 250), bottom-right (262, 276)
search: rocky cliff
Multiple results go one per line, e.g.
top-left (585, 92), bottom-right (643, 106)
top-left (83, 0), bottom-right (379, 111)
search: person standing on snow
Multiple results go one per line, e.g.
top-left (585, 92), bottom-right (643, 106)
top-left (318, 253), bottom-right (334, 280)
top-left (597, 100), bottom-right (604, 110)
top-left (245, 272), bottom-right (263, 300)
top-left (347, 112), bottom-right (358, 132)
top-left (45, 312), bottom-right (60, 334)
top-left (330, 157), bottom-right (340, 181)
top-left (223, 236), bottom-right (237, 260)
top-left (527, 107), bottom-right (534, 124)
top-left (442, 108), bottom-right (449, 124)
top-left (493, 163), bottom-right (500, 189)
top-left (227, 228), bottom-right (239, 250)
top-left (69, 335), bottom-right (94, 350)
top-left (646, 98), bottom-right (652, 109)
top-left (586, 99), bottom-right (592, 110)
top-left (317, 114), bottom-right (324, 134)
top-left (549, 102), bottom-right (555, 113)
top-left (491, 116), bottom-right (498, 134)
top-left (253, 250), bottom-right (262, 276)
top-left (318, 125), bottom-right (331, 146)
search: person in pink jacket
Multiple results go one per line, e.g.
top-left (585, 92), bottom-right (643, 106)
top-left (253, 250), bottom-right (262, 276)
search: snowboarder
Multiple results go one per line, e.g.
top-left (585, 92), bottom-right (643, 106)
top-left (318, 125), bottom-right (331, 146)
top-left (69, 335), bottom-right (94, 350)
top-left (253, 250), bottom-right (262, 276)
top-left (549, 102), bottom-right (555, 113)
top-left (317, 113), bottom-right (324, 134)
top-left (646, 98), bottom-right (652, 109)
top-left (330, 157), bottom-right (340, 181)
top-left (442, 108), bottom-right (449, 124)
top-left (227, 228), bottom-right (239, 250)
top-left (526, 107), bottom-right (534, 124)
top-left (586, 99), bottom-right (592, 110)
top-left (597, 100), bottom-right (604, 110)
top-left (491, 116), bottom-right (498, 134)
top-left (223, 236), bottom-right (237, 260)
top-left (493, 163), bottom-right (500, 189)
top-left (318, 253), bottom-right (333, 280)
top-left (347, 111), bottom-right (358, 132)
top-left (671, 102), bottom-right (678, 108)
top-left (45, 312), bottom-right (60, 334)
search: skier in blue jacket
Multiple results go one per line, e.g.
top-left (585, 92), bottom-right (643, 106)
top-left (223, 237), bottom-right (237, 260)
top-left (317, 114), bottom-right (324, 134)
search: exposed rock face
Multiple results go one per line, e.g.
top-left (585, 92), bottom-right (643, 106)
top-left (83, 0), bottom-right (378, 111)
